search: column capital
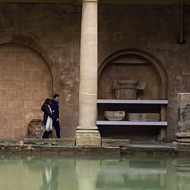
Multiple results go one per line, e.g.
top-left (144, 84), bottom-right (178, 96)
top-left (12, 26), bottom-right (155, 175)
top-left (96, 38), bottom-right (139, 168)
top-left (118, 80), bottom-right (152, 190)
top-left (82, 0), bottom-right (98, 3)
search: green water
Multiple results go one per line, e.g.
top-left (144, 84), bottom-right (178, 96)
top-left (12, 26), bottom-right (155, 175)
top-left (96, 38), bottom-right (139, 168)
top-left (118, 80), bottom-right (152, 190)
top-left (0, 155), bottom-right (190, 190)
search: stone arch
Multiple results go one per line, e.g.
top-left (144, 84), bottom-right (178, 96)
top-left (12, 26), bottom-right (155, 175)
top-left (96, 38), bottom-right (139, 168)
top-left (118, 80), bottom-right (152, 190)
top-left (0, 43), bottom-right (53, 140)
top-left (98, 49), bottom-right (167, 100)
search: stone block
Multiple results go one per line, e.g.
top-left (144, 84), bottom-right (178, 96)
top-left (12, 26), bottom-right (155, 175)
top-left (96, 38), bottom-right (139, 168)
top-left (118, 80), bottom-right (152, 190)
top-left (14, 128), bottom-right (24, 140)
top-left (75, 130), bottom-right (101, 146)
top-left (23, 138), bottom-right (75, 146)
top-left (104, 111), bottom-right (125, 121)
top-left (7, 100), bottom-right (24, 109)
top-left (112, 80), bottom-right (146, 99)
top-left (51, 138), bottom-right (75, 146)
top-left (175, 132), bottom-right (190, 138)
top-left (115, 89), bottom-right (137, 100)
top-left (102, 138), bottom-right (129, 147)
top-left (0, 139), bottom-right (20, 145)
top-left (175, 138), bottom-right (190, 143)
top-left (127, 113), bottom-right (160, 121)
top-left (24, 100), bottom-right (41, 109)
top-left (6, 81), bottom-right (24, 91)
top-left (0, 100), bottom-right (7, 109)
top-left (173, 141), bottom-right (190, 151)
top-left (179, 93), bottom-right (190, 102)
top-left (0, 81), bottom-right (7, 90)
top-left (112, 80), bottom-right (139, 89)
top-left (24, 138), bottom-right (52, 145)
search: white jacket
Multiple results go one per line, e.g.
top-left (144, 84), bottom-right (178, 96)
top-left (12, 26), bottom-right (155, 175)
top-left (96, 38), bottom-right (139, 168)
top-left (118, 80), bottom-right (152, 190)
top-left (45, 105), bottom-right (53, 132)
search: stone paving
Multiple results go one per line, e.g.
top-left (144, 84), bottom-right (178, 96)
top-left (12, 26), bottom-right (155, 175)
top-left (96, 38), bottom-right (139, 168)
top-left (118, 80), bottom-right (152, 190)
top-left (0, 138), bottom-right (184, 157)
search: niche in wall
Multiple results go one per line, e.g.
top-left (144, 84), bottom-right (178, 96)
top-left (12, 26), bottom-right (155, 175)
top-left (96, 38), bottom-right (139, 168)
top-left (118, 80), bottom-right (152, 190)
top-left (98, 50), bottom-right (167, 142)
top-left (98, 54), bottom-right (160, 100)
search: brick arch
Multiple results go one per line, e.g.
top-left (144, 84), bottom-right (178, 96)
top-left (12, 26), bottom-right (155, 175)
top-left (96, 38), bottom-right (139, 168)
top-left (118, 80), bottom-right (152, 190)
top-left (0, 43), bottom-right (53, 140)
top-left (98, 49), bottom-right (167, 99)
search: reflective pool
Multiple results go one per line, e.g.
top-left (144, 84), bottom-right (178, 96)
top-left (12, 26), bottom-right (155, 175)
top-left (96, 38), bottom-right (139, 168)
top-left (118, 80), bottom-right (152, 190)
top-left (0, 155), bottom-right (190, 190)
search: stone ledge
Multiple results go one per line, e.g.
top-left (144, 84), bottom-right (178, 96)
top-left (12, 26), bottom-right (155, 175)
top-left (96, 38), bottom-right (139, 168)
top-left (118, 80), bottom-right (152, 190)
top-left (175, 132), bottom-right (190, 138)
top-left (23, 138), bottom-right (75, 146)
top-left (102, 138), bottom-right (130, 147)
top-left (22, 145), bottom-right (120, 156)
top-left (173, 141), bottom-right (190, 151)
top-left (0, 144), bottom-right (23, 152)
top-left (0, 139), bottom-right (20, 145)
top-left (0, 139), bottom-right (186, 157)
top-left (174, 138), bottom-right (190, 143)
top-left (121, 145), bottom-right (175, 157)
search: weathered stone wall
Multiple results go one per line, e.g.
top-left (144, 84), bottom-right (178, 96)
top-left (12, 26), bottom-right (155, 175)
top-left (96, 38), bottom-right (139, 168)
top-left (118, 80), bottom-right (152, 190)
top-left (98, 4), bottom-right (190, 140)
top-left (0, 3), bottom-right (189, 140)
top-left (0, 3), bottom-right (81, 139)
top-left (0, 44), bottom-right (52, 139)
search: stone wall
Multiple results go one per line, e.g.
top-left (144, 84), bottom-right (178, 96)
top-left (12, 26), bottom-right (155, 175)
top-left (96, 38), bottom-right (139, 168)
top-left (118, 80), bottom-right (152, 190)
top-left (0, 44), bottom-right (52, 139)
top-left (0, 3), bottom-right (81, 139)
top-left (98, 4), bottom-right (190, 140)
top-left (0, 3), bottom-right (189, 140)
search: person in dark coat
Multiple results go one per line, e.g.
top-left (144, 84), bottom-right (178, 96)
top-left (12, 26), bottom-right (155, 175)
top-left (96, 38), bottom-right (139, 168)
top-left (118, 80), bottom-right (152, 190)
top-left (51, 94), bottom-right (61, 138)
top-left (41, 98), bottom-right (57, 139)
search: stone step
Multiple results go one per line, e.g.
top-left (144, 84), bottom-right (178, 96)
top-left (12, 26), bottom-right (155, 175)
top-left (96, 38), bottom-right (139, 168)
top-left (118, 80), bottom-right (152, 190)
top-left (175, 132), bottom-right (190, 138)
top-left (0, 139), bottom-right (20, 145)
top-left (102, 138), bottom-right (130, 147)
top-left (23, 138), bottom-right (75, 146)
top-left (175, 138), bottom-right (190, 143)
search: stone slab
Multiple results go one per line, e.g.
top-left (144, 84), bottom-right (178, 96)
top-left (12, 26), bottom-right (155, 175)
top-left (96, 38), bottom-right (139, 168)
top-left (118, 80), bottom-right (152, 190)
top-left (175, 132), bottom-right (190, 138)
top-left (22, 145), bottom-right (120, 156)
top-left (175, 138), bottom-right (190, 143)
top-left (24, 138), bottom-right (52, 145)
top-left (0, 144), bottom-right (22, 152)
top-left (102, 138), bottom-right (130, 147)
top-left (114, 89), bottom-right (137, 100)
top-left (173, 141), bottom-right (190, 151)
top-left (0, 139), bottom-right (20, 145)
top-left (121, 145), bottom-right (175, 157)
top-left (75, 131), bottom-right (101, 146)
top-left (51, 138), bottom-right (75, 146)
top-left (23, 138), bottom-right (75, 146)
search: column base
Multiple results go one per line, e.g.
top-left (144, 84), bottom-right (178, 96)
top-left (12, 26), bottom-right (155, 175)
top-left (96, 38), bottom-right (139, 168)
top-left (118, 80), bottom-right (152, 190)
top-left (173, 141), bottom-right (190, 151)
top-left (173, 131), bottom-right (190, 151)
top-left (76, 129), bottom-right (101, 146)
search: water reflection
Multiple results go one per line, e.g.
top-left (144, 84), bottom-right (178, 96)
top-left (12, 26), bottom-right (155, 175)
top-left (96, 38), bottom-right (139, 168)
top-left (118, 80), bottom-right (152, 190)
top-left (40, 159), bottom-right (59, 190)
top-left (0, 155), bottom-right (190, 190)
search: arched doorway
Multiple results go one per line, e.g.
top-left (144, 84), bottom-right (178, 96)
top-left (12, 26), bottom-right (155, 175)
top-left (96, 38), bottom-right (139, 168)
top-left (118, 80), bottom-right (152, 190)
top-left (98, 49), bottom-right (167, 142)
top-left (0, 44), bottom-right (53, 140)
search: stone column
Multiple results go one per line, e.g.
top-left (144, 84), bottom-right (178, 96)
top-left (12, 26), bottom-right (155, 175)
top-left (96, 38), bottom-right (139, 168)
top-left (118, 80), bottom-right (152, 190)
top-left (173, 93), bottom-right (190, 152)
top-left (75, 0), bottom-right (101, 146)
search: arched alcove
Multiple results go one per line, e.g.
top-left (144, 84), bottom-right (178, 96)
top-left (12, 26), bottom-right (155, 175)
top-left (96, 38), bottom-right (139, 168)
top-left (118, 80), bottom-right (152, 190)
top-left (98, 49), bottom-right (168, 141)
top-left (0, 43), bottom-right (53, 140)
top-left (98, 49), bottom-right (167, 100)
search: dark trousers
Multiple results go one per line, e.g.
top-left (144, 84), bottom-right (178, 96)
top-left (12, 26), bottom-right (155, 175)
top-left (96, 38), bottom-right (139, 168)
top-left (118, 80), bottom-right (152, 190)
top-left (53, 120), bottom-right (61, 138)
top-left (42, 130), bottom-right (52, 139)
top-left (42, 121), bottom-right (60, 139)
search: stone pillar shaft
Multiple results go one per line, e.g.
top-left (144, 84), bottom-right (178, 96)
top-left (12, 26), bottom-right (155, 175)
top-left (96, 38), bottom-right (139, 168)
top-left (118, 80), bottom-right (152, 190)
top-left (78, 0), bottom-right (98, 129)
top-left (76, 0), bottom-right (101, 146)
